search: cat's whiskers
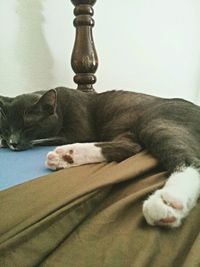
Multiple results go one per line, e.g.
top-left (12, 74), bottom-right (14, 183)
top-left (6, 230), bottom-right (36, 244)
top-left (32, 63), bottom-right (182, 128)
top-left (8, 144), bottom-right (20, 151)
top-left (31, 137), bottom-right (66, 146)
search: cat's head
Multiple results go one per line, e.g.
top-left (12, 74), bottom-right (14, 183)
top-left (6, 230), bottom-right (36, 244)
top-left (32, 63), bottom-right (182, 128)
top-left (0, 89), bottom-right (62, 150)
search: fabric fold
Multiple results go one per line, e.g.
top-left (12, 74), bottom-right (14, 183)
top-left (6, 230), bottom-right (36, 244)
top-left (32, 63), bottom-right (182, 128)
top-left (0, 152), bottom-right (199, 267)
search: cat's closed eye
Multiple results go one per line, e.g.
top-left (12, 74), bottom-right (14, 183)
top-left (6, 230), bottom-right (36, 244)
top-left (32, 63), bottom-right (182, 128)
top-left (23, 108), bottom-right (44, 125)
top-left (23, 114), bottom-right (38, 127)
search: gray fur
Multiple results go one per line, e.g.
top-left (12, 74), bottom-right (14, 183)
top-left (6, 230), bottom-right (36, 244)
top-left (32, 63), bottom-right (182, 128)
top-left (1, 87), bottom-right (200, 173)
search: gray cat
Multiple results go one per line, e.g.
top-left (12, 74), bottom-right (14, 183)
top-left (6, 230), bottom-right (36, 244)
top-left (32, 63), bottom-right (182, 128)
top-left (1, 87), bottom-right (200, 228)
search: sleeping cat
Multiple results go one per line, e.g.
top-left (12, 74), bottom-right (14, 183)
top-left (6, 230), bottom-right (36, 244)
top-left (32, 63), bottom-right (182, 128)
top-left (0, 87), bottom-right (200, 228)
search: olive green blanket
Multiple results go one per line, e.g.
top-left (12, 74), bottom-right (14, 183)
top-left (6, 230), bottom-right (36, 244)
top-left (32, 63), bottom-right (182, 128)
top-left (0, 152), bottom-right (200, 267)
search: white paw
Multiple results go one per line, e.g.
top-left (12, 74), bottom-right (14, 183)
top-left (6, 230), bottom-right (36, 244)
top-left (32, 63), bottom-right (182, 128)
top-left (143, 189), bottom-right (189, 227)
top-left (46, 143), bottom-right (105, 170)
top-left (143, 167), bottom-right (200, 228)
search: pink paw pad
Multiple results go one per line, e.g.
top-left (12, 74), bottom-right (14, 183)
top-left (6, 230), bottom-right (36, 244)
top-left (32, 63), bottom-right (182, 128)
top-left (155, 216), bottom-right (176, 225)
top-left (47, 152), bottom-right (57, 160)
top-left (55, 147), bottom-right (65, 154)
top-left (156, 199), bottom-right (183, 226)
top-left (170, 201), bottom-right (183, 210)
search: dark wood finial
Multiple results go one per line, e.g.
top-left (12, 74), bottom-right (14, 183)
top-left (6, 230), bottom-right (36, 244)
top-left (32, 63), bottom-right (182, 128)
top-left (71, 0), bottom-right (98, 93)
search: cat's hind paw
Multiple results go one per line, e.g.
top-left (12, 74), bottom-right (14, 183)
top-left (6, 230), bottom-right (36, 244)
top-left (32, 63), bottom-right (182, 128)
top-left (143, 167), bottom-right (200, 228)
top-left (142, 189), bottom-right (188, 228)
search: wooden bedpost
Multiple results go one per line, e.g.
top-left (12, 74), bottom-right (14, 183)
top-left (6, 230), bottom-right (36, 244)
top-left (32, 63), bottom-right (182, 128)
top-left (71, 0), bottom-right (98, 93)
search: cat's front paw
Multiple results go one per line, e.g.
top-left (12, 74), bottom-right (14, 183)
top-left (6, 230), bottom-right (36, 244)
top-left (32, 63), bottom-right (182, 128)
top-left (143, 189), bottom-right (189, 227)
top-left (46, 143), bottom-right (105, 170)
top-left (46, 146), bottom-right (74, 170)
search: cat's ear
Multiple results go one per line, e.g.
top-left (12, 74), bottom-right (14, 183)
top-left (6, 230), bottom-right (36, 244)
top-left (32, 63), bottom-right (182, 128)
top-left (37, 89), bottom-right (57, 115)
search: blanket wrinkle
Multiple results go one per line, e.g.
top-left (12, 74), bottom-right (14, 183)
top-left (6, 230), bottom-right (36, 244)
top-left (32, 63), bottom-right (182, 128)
top-left (0, 152), bottom-right (200, 267)
top-left (0, 152), bottom-right (156, 240)
top-left (1, 189), bottom-right (112, 266)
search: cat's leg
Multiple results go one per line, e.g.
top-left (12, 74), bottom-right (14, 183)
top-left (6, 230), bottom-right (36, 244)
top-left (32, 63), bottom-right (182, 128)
top-left (46, 132), bottom-right (142, 170)
top-left (141, 125), bottom-right (200, 227)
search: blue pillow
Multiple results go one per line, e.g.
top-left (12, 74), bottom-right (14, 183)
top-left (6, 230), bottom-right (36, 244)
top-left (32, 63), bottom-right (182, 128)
top-left (0, 146), bottom-right (56, 190)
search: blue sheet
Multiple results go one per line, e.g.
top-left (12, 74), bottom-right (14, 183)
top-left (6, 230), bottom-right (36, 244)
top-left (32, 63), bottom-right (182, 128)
top-left (0, 146), bottom-right (56, 190)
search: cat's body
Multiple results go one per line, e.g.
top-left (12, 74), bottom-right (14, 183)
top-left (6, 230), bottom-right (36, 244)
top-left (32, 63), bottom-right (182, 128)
top-left (1, 87), bottom-right (200, 228)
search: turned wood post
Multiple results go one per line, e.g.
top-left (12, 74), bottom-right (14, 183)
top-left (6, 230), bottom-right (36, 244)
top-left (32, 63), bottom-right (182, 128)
top-left (71, 0), bottom-right (98, 93)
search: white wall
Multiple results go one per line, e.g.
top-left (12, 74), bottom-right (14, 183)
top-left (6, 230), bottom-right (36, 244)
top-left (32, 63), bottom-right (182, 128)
top-left (0, 0), bottom-right (200, 103)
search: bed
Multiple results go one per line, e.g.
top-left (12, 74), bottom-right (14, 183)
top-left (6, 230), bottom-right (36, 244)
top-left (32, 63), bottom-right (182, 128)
top-left (1, 1), bottom-right (200, 266)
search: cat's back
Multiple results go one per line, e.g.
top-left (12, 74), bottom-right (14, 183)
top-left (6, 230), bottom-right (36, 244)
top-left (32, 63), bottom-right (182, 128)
top-left (95, 90), bottom-right (159, 113)
top-left (94, 90), bottom-right (200, 138)
top-left (96, 90), bottom-right (199, 115)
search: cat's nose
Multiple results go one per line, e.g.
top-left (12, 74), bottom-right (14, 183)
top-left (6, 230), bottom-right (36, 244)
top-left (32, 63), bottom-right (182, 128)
top-left (9, 136), bottom-right (19, 149)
